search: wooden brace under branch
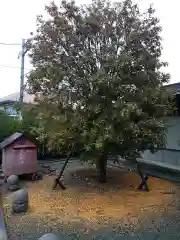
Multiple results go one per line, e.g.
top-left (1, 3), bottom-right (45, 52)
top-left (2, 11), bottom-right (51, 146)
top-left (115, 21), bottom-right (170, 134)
top-left (137, 164), bottom-right (149, 191)
top-left (138, 174), bottom-right (149, 191)
top-left (53, 179), bottom-right (66, 190)
top-left (52, 149), bottom-right (74, 190)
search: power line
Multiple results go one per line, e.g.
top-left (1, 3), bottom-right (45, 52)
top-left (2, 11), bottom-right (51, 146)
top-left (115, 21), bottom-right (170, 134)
top-left (0, 64), bottom-right (31, 71)
top-left (0, 42), bottom-right (21, 46)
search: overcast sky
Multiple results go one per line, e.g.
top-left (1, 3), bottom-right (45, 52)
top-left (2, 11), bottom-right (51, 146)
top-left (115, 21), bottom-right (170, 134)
top-left (0, 0), bottom-right (178, 97)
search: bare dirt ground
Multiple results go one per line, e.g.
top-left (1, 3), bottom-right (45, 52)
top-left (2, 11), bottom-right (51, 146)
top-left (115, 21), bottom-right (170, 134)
top-left (3, 166), bottom-right (180, 239)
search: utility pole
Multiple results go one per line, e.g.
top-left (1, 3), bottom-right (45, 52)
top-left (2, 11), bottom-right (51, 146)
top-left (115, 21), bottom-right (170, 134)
top-left (19, 38), bottom-right (25, 103)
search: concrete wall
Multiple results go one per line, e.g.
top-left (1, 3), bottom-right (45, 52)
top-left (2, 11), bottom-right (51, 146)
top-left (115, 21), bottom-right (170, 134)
top-left (143, 117), bottom-right (180, 166)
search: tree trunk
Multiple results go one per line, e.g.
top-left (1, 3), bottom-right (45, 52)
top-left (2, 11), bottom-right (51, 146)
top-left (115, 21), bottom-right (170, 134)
top-left (96, 153), bottom-right (108, 183)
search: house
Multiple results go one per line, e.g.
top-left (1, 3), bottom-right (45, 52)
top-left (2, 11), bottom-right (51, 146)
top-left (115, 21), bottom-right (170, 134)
top-left (142, 82), bottom-right (180, 168)
top-left (0, 91), bottom-right (37, 117)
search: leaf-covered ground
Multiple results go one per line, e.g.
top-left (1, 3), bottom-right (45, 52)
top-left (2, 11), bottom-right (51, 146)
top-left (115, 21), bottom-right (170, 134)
top-left (3, 167), bottom-right (180, 239)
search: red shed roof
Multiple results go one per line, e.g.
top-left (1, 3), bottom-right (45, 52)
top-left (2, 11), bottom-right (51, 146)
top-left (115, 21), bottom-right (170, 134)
top-left (0, 132), bottom-right (23, 149)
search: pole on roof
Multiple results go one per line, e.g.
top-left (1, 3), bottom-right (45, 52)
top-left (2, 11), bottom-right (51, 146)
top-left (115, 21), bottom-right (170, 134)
top-left (19, 38), bottom-right (25, 103)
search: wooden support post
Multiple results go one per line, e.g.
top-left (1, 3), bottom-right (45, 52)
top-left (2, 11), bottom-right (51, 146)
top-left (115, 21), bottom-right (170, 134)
top-left (138, 174), bottom-right (149, 191)
top-left (52, 149), bottom-right (73, 190)
top-left (137, 163), bottom-right (149, 191)
top-left (53, 179), bottom-right (66, 190)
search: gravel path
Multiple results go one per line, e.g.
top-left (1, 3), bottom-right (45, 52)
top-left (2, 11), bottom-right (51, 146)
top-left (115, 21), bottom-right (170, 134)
top-left (4, 160), bottom-right (180, 239)
top-left (5, 188), bottom-right (180, 239)
top-left (5, 203), bottom-right (180, 240)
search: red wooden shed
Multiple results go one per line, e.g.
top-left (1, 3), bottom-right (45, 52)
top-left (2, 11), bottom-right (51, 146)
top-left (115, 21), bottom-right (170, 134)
top-left (0, 132), bottom-right (37, 177)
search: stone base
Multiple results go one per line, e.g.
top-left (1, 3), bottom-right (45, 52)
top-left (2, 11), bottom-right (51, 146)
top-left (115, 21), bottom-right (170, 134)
top-left (8, 184), bottom-right (20, 192)
top-left (38, 233), bottom-right (59, 240)
top-left (12, 202), bottom-right (28, 213)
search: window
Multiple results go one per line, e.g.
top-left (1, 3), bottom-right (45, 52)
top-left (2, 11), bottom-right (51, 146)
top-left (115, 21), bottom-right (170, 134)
top-left (6, 106), bottom-right (18, 116)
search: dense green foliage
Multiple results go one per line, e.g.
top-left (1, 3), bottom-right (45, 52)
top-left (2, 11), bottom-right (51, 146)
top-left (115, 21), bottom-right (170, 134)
top-left (0, 105), bottom-right (52, 158)
top-left (26, 0), bottom-right (171, 165)
top-left (0, 110), bottom-right (21, 142)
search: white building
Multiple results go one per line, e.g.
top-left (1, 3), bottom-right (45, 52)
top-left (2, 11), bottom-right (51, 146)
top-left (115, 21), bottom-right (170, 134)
top-left (0, 91), bottom-right (36, 116)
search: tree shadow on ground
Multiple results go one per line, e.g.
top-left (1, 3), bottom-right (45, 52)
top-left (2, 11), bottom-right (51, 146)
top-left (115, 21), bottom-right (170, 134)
top-left (64, 166), bottom-right (176, 194)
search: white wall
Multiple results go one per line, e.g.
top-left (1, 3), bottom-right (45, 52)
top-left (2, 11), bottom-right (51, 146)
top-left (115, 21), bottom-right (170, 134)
top-left (143, 117), bottom-right (180, 166)
top-left (164, 117), bottom-right (180, 150)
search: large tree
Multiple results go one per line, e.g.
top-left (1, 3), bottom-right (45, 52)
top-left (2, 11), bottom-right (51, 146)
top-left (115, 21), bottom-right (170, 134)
top-left (26, 0), bottom-right (171, 182)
